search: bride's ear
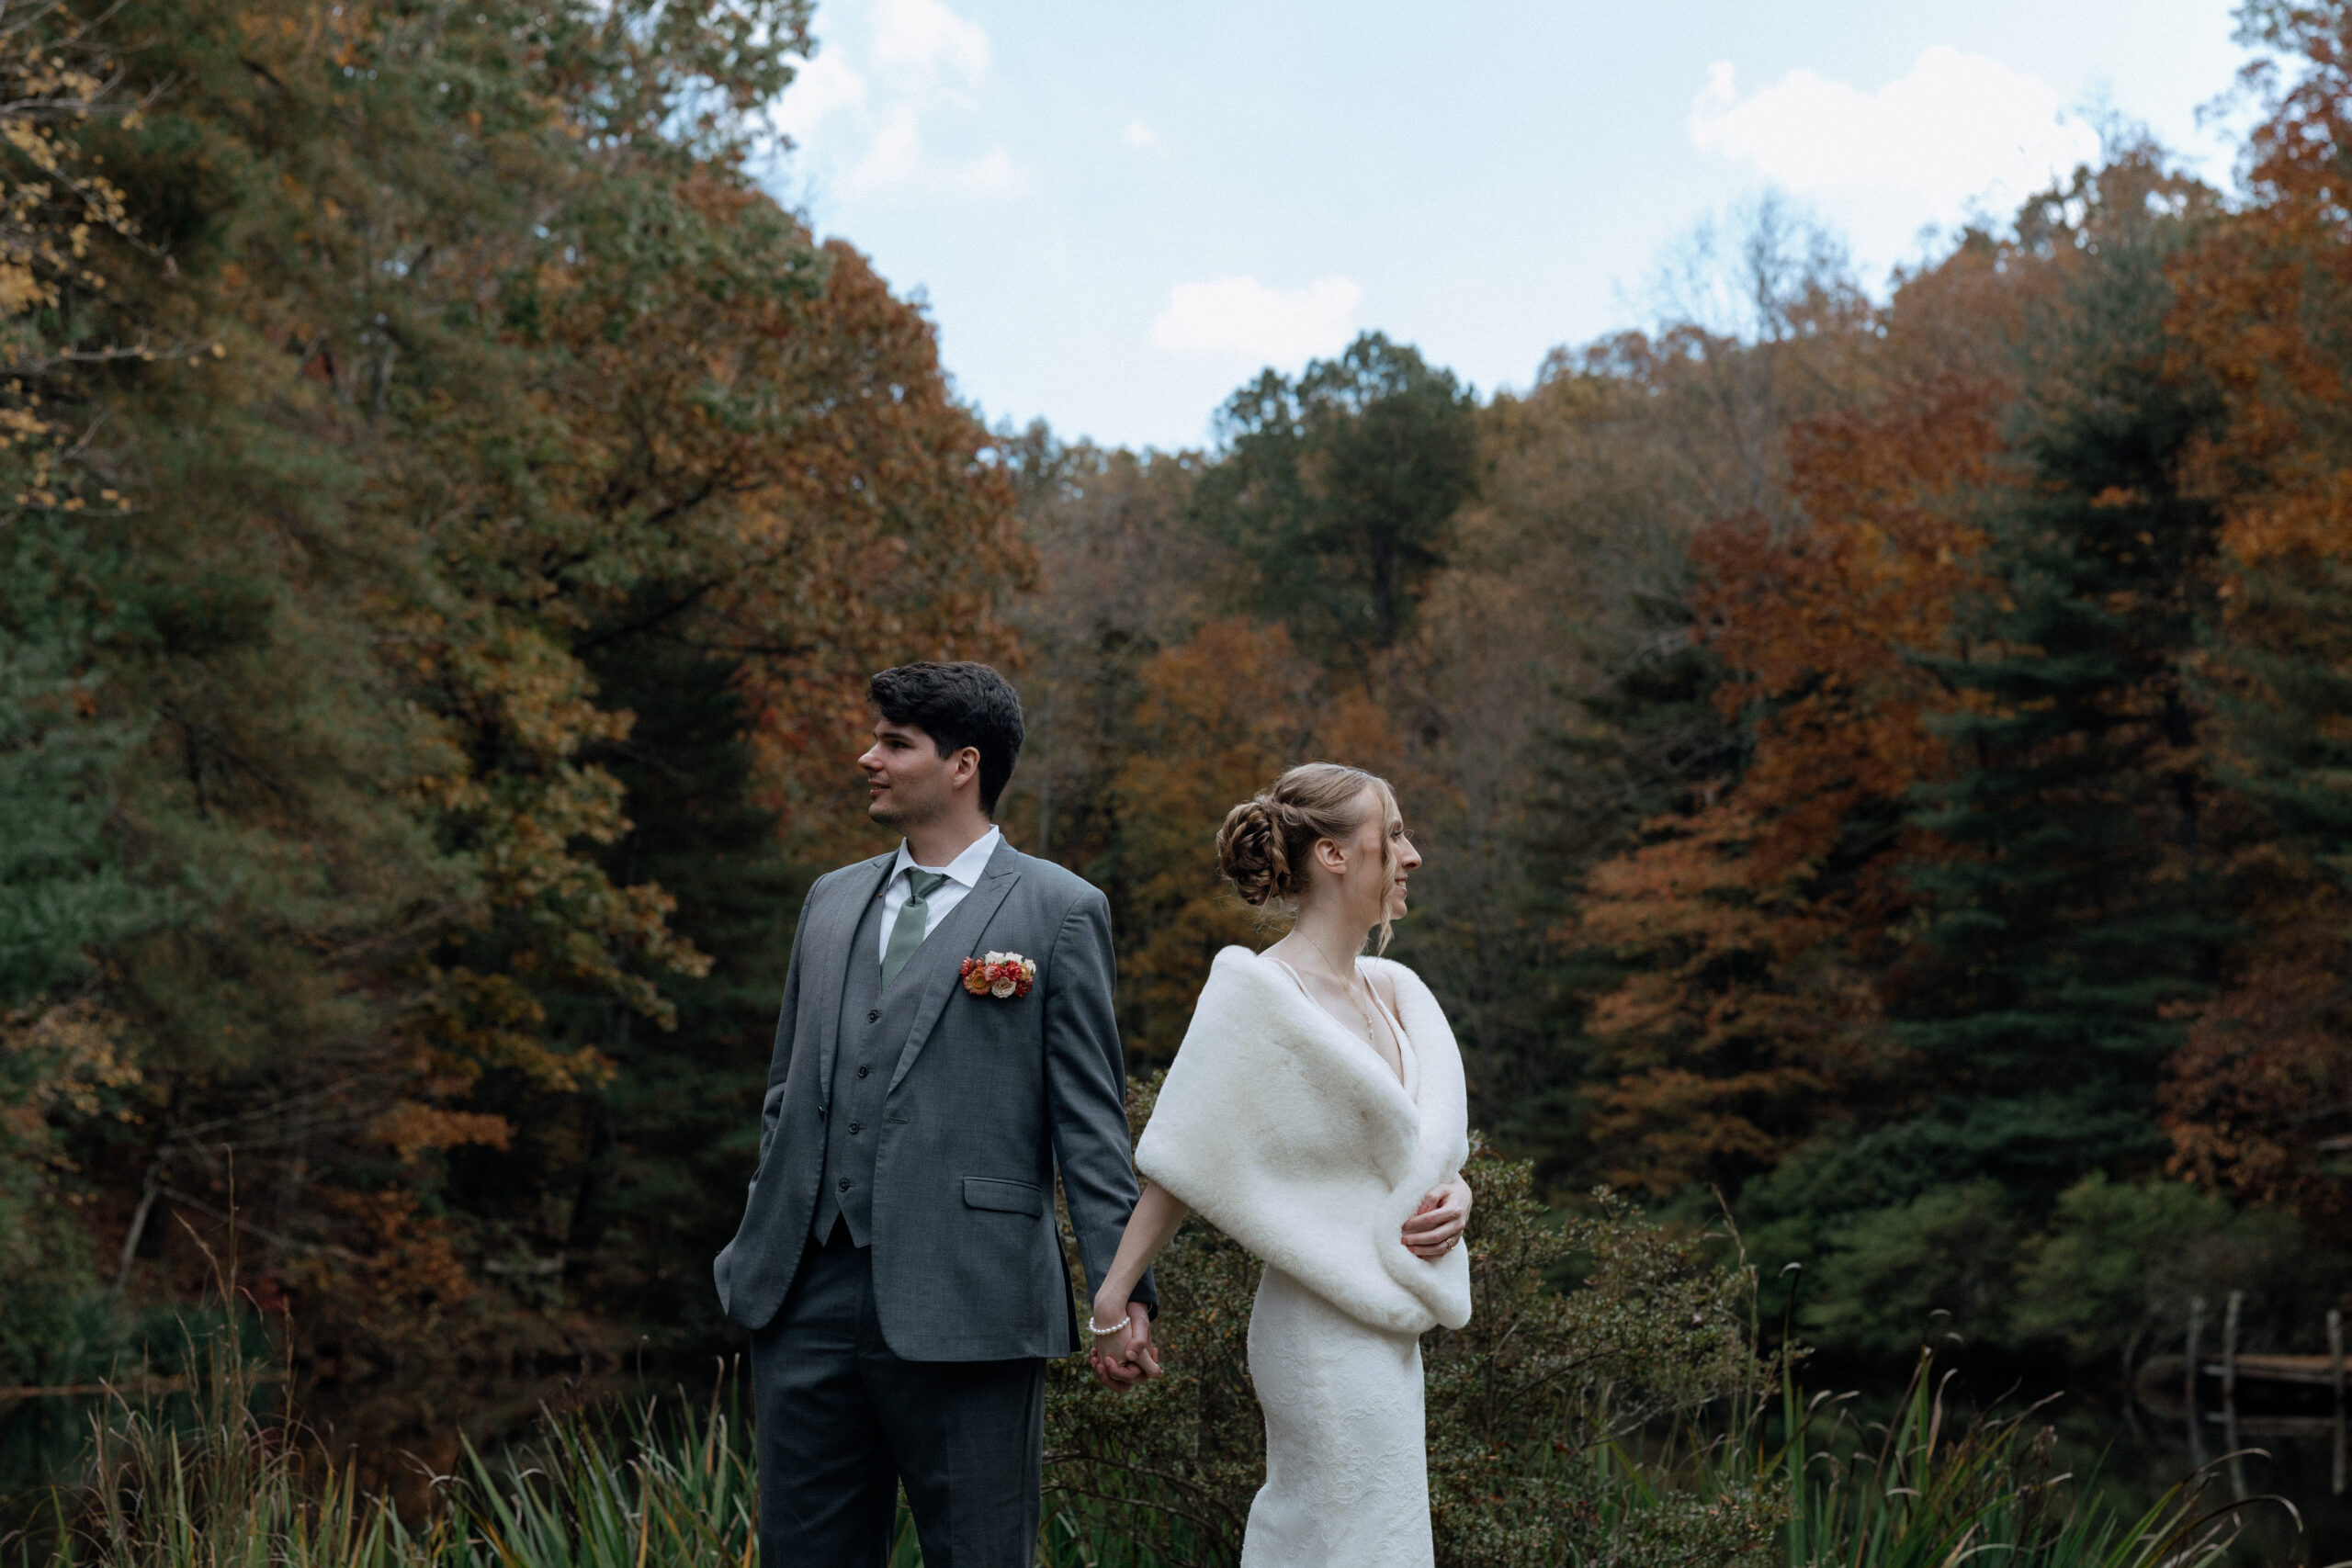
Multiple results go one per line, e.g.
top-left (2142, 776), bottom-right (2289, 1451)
top-left (1310, 836), bottom-right (1350, 878)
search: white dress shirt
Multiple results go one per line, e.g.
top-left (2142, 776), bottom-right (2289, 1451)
top-left (876, 826), bottom-right (1001, 964)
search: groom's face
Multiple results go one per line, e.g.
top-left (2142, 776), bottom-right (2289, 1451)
top-left (859, 717), bottom-right (974, 829)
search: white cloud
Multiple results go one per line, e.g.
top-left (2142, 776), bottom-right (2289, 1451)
top-left (1124, 118), bottom-right (1163, 154)
top-left (872, 0), bottom-right (989, 82)
top-left (775, 0), bottom-right (1016, 198)
top-left (1690, 46), bottom-right (2101, 214)
top-left (1150, 276), bottom-right (1362, 365)
top-left (958, 146), bottom-right (1022, 194)
top-left (772, 49), bottom-right (865, 142)
top-left (849, 106), bottom-right (922, 190)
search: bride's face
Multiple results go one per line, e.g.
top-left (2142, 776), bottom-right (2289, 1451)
top-left (1337, 788), bottom-right (1422, 922)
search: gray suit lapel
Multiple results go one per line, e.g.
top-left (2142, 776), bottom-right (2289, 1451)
top-left (814, 853), bottom-right (897, 1111)
top-left (887, 840), bottom-right (1025, 1092)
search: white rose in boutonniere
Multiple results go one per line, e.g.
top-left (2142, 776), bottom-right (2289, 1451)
top-left (960, 951), bottom-right (1036, 999)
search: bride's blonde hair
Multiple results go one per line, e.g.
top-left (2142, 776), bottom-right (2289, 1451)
top-left (1215, 762), bottom-right (1403, 953)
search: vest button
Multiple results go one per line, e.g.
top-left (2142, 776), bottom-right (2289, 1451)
top-left (867, 1010), bottom-right (881, 1024)
top-left (837, 1177), bottom-right (851, 1192)
top-left (849, 1122), bottom-right (863, 1134)
top-left (857, 1065), bottom-right (870, 1078)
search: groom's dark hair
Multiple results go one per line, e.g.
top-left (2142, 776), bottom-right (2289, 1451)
top-left (870, 661), bottom-right (1025, 814)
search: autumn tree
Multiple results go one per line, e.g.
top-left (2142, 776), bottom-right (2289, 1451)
top-left (994, 427), bottom-right (1217, 870)
top-left (0, 0), bottom-right (1029, 1402)
top-left (2155, 0), bottom-right (2352, 1235)
top-left (1569, 378), bottom-right (2001, 1197)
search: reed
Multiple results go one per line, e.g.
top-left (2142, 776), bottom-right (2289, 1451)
top-left (1758, 1347), bottom-right (2263, 1568)
top-left (3, 1321), bottom-right (2297, 1568)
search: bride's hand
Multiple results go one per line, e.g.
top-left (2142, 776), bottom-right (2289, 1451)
top-left (1402, 1177), bottom-right (1471, 1259)
top-left (1088, 1300), bottom-right (1159, 1393)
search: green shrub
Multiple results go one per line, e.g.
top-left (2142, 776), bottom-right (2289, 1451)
top-left (1792, 1181), bottom-right (2021, 1358)
top-left (1750, 1163), bottom-right (2324, 1370)
top-left (2011, 1173), bottom-right (2306, 1365)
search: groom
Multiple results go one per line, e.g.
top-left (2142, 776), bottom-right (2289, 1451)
top-left (715, 661), bottom-right (1157, 1567)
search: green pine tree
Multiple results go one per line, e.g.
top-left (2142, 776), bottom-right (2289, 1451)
top-left (0, 517), bottom-right (160, 1008)
top-left (446, 620), bottom-right (802, 1337)
top-left (2205, 551), bottom-right (2352, 885)
top-left (1894, 156), bottom-right (2227, 1195)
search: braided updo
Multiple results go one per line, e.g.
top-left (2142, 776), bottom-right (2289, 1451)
top-left (1216, 762), bottom-right (1402, 946)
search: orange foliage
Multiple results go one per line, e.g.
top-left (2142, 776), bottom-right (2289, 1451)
top-left (2157, 10), bottom-right (2352, 1219)
top-left (1109, 619), bottom-right (1404, 1060)
top-left (198, 163), bottom-right (1020, 1333)
top-left (515, 197), bottom-right (1030, 867)
top-left (2161, 943), bottom-right (2352, 1230)
top-left (368, 1102), bottom-right (514, 1160)
top-left (288, 1187), bottom-right (483, 1359)
top-left (1575, 804), bottom-right (1877, 1193)
top-left (2168, 9), bottom-right (2352, 567)
top-left (1571, 378), bottom-right (2005, 1194)
top-left (1696, 380), bottom-right (2001, 895)
top-left (387, 198), bottom-right (1027, 1236)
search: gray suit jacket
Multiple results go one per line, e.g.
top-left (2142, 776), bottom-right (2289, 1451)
top-left (713, 834), bottom-right (1153, 1359)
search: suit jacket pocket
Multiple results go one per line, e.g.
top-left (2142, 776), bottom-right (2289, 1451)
top-left (961, 1176), bottom-right (1045, 1216)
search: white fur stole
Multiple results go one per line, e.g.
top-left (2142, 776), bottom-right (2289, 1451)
top-left (1135, 946), bottom-right (1473, 1335)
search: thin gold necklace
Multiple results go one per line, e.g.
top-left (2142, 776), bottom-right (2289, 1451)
top-left (1297, 927), bottom-right (1381, 1044)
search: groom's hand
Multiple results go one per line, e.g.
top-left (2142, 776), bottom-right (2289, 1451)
top-left (1121, 1303), bottom-right (1161, 1381)
top-left (1088, 1301), bottom-right (1160, 1393)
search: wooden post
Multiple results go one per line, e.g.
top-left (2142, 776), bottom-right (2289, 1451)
top-left (2331, 1306), bottom-right (2345, 1498)
top-left (2185, 1295), bottom-right (2206, 1468)
top-left (2222, 1291), bottom-right (2243, 1402)
top-left (2223, 1290), bottom-right (2246, 1500)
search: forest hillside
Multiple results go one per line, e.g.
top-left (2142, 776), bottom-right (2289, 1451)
top-left (6, 0), bottom-right (2352, 1447)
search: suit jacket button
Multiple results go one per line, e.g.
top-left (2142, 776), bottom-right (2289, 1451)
top-left (867, 1009), bottom-right (880, 1023)
top-left (857, 1065), bottom-right (870, 1078)
top-left (837, 1177), bottom-right (851, 1192)
top-left (848, 1122), bottom-right (863, 1134)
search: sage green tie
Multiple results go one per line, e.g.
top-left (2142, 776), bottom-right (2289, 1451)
top-left (881, 870), bottom-right (951, 987)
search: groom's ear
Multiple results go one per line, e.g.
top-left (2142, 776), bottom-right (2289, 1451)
top-left (948, 743), bottom-right (983, 794)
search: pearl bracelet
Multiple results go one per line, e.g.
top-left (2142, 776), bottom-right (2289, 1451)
top-left (1087, 1312), bottom-right (1131, 1337)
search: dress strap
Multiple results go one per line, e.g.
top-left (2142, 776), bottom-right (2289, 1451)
top-left (1359, 964), bottom-right (1407, 1037)
top-left (1361, 963), bottom-right (1421, 1100)
top-left (1268, 956), bottom-right (1316, 1002)
top-left (1269, 953), bottom-right (1411, 1091)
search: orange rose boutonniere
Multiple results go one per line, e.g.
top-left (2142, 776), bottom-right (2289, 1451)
top-left (961, 951), bottom-right (1036, 1000)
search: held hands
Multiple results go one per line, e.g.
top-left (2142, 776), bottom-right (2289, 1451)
top-left (1401, 1176), bottom-right (1472, 1259)
top-left (1084, 1179), bottom-right (1464, 1393)
top-left (1088, 1300), bottom-right (1160, 1393)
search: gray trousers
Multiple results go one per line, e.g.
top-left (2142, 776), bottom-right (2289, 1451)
top-left (751, 1227), bottom-right (1046, 1568)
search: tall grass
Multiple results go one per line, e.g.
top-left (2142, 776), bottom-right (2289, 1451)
top-left (4, 1321), bottom-right (1125, 1568)
top-left (1764, 1348), bottom-right (2268, 1568)
top-left (2, 1322), bottom-right (2306, 1568)
top-left (20, 1322), bottom-right (420, 1568)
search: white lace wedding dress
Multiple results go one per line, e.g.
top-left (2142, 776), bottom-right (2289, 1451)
top-left (1136, 947), bottom-right (1472, 1568)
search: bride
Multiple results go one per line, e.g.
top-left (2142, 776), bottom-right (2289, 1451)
top-left (1088, 762), bottom-right (1474, 1567)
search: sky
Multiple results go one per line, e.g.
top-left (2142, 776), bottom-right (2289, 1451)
top-left (760, 0), bottom-right (2256, 453)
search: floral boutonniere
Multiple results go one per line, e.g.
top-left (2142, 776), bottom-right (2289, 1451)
top-left (961, 952), bottom-right (1036, 1000)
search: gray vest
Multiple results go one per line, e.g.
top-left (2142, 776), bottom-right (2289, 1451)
top-left (810, 888), bottom-right (919, 1247)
